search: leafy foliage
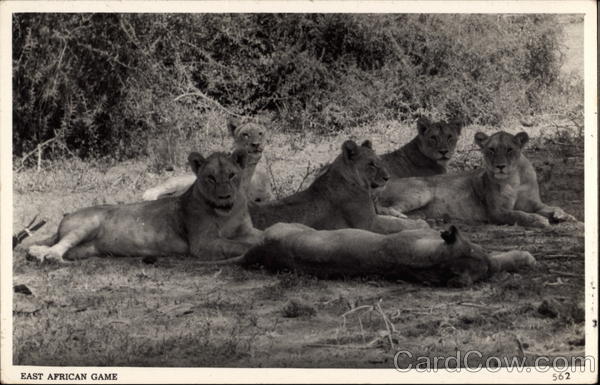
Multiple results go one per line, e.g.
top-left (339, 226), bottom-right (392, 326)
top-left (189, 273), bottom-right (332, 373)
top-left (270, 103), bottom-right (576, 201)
top-left (13, 14), bottom-right (573, 162)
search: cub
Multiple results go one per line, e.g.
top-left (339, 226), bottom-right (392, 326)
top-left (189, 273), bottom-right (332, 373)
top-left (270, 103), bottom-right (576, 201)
top-left (142, 117), bottom-right (273, 203)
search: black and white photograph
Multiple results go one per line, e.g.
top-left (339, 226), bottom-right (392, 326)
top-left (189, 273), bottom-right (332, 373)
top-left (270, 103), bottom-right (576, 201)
top-left (1, 1), bottom-right (597, 383)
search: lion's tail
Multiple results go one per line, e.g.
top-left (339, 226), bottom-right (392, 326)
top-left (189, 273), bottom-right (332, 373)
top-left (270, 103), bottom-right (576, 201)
top-left (196, 255), bottom-right (245, 265)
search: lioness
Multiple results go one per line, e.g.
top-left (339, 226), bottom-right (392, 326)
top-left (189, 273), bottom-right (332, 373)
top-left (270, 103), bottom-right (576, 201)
top-left (380, 116), bottom-right (463, 178)
top-left (249, 140), bottom-right (429, 233)
top-left (206, 222), bottom-right (537, 287)
top-left (28, 150), bottom-right (262, 263)
top-left (378, 131), bottom-right (577, 228)
top-left (142, 117), bottom-right (273, 203)
top-left (376, 116), bottom-right (463, 217)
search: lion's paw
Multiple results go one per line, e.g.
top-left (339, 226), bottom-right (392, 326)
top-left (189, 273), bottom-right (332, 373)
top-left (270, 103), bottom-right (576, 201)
top-left (530, 214), bottom-right (551, 229)
top-left (511, 251), bottom-right (537, 269)
top-left (381, 207), bottom-right (408, 219)
top-left (550, 208), bottom-right (577, 224)
top-left (27, 245), bottom-right (66, 263)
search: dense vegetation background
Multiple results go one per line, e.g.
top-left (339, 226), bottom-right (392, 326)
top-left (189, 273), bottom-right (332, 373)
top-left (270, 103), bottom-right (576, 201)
top-left (13, 13), bottom-right (582, 166)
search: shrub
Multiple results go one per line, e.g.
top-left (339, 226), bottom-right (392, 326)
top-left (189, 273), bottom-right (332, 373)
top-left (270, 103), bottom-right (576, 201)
top-left (13, 13), bottom-right (574, 163)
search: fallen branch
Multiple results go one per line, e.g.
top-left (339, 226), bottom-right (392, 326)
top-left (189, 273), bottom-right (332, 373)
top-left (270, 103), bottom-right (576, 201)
top-left (548, 270), bottom-right (581, 278)
top-left (543, 254), bottom-right (580, 260)
top-left (457, 302), bottom-right (500, 310)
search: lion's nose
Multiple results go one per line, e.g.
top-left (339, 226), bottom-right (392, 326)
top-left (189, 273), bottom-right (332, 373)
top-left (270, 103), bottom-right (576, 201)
top-left (218, 194), bottom-right (232, 200)
top-left (251, 143), bottom-right (261, 148)
top-left (382, 174), bottom-right (389, 182)
top-left (496, 165), bottom-right (506, 171)
top-left (439, 150), bottom-right (448, 156)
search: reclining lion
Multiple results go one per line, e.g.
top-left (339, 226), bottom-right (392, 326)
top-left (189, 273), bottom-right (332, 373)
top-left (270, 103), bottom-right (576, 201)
top-left (28, 150), bottom-right (262, 263)
top-left (206, 222), bottom-right (537, 287)
top-left (381, 116), bottom-right (463, 179)
top-left (376, 116), bottom-right (463, 217)
top-left (142, 116), bottom-right (273, 203)
top-left (249, 140), bottom-right (429, 233)
top-left (378, 131), bottom-right (577, 228)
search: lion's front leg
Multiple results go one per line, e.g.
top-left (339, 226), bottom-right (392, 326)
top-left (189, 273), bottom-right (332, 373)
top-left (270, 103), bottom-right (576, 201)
top-left (488, 208), bottom-right (550, 228)
top-left (535, 203), bottom-right (577, 223)
top-left (190, 238), bottom-right (255, 261)
top-left (488, 250), bottom-right (537, 273)
top-left (370, 214), bottom-right (430, 234)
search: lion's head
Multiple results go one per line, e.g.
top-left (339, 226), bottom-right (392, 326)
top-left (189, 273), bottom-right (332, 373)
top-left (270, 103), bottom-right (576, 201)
top-left (227, 117), bottom-right (267, 166)
top-left (474, 131), bottom-right (528, 181)
top-left (341, 139), bottom-right (390, 190)
top-left (415, 116), bottom-right (462, 165)
top-left (188, 149), bottom-right (248, 216)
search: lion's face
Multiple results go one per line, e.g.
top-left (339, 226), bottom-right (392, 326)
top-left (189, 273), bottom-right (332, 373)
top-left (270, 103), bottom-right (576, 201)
top-left (416, 117), bottom-right (462, 165)
top-left (228, 118), bottom-right (267, 166)
top-left (342, 140), bottom-right (390, 190)
top-left (188, 149), bottom-right (248, 216)
top-left (475, 131), bottom-right (529, 181)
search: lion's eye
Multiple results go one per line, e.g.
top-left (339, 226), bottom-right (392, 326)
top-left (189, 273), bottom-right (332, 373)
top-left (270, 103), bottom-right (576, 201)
top-left (488, 148), bottom-right (495, 154)
top-left (242, 133), bottom-right (249, 138)
top-left (207, 175), bottom-right (216, 183)
top-left (258, 132), bottom-right (263, 136)
top-left (448, 135), bottom-right (453, 140)
top-left (228, 173), bottom-right (236, 180)
top-left (507, 148), bottom-right (513, 154)
top-left (369, 161), bottom-right (376, 168)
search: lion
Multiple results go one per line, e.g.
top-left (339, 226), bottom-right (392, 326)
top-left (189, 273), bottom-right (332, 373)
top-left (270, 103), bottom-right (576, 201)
top-left (249, 139), bottom-right (429, 233)
top-left (377, 131), bottom-right (577, 228)
top-left (142, 116), bottom-right (273, 203)
top-left (381, 116), bottom-right (463, 178)
top-left (28, 150), bottom-right (262, 263)
top-left (375, 116), bottom-right (463, 217)
top-left (203, 222), bottom-right (537, 287)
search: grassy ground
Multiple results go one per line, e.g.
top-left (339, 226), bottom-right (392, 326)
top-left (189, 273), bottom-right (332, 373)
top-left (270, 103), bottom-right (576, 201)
top-left (12, 118), bottom-right (585, 367)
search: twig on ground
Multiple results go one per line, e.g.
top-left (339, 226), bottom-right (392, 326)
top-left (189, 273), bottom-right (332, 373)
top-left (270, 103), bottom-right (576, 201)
top-left (456, 302), bottom-right (500, 310)
top-left (304, 343), bottom-right (378, 350)
top-left (543, 254), bottom-right (580, 259)
top-left (548, 270), bottom-right (581, 278)
top-left (376, 300), bottom-right (396, 350)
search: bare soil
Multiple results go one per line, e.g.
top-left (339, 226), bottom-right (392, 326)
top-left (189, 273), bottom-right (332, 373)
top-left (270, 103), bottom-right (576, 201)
top-left (12, 135), bottom-right (584, 368)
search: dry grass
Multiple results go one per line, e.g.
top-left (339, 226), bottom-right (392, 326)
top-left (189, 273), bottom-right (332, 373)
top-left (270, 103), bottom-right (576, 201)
top-left (12, 114), bottom-right (585, 367)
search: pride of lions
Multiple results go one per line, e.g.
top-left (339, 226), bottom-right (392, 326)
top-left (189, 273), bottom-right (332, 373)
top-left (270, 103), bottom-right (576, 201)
top-left (27, 116), bottom-right (578, 286)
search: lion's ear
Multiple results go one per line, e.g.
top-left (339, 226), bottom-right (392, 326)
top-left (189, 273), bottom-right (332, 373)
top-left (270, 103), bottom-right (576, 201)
top-left (513, 132), bottom-right (529, 148)
top-left (474, 132), bottom-right (489, 148)
top-left (188, 152), bottom-right (206, 175)
top-left (448, 119), bottom-right (463, 136)
top-left (361, 140), bottom-right (373, 149)
top-left (440, 225), bottom-right (458, 245)
top-left (342, 140), bottom-right (360, 161)
top-left (227, 117), bottom-right (242, 137)
top-left (417, 116), bottom-right (431, 135)
top-left (231, 149), bottom-right (248, 169)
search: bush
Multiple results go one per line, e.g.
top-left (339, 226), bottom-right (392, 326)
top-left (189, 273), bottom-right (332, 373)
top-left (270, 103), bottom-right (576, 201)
top-left (13, 13), bottom-right (573, 163)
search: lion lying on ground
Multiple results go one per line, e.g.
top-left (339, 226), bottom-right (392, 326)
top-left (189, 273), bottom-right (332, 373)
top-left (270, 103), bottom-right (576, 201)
top-left (205, 222), bottom-right (537, 287)
top-left (376, 116), bottom-right (463, 217)
top-left (378, 131), bottom-right (577, 228)
top-left (28, 150), bottom-right (262, 263)
top-left (142, 117), bottom-right (273, 203)
top-left (380, 116), bottom-right (463, 178)
top-left (249, 139), bottom-right (429, 233)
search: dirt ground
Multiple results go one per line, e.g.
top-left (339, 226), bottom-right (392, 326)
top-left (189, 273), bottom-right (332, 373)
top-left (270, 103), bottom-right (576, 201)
top-left (12, 128), bottom-right (585, 368)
